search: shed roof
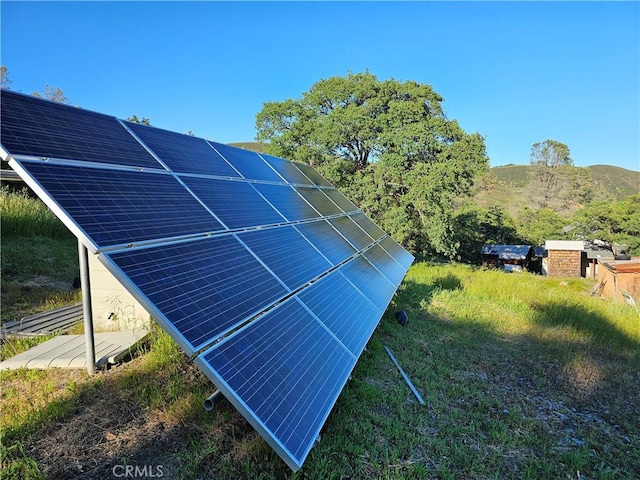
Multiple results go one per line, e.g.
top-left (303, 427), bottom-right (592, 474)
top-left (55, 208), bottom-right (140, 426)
top-left (481, 245), bottom-right (533, 260)
top-left (584, 247), bottom-right (615, 260)
top-left (545, 240), bottom-right (585, 251)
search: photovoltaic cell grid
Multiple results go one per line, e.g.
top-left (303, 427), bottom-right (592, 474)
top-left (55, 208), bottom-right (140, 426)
top-left (259, 153), bottom-right (314, 185)
top-left (0, 89), bottom-right (414, 472)
top-left (210, 141), bottom-right (283, 183)
top-left (14, 161), bottom-right (225, 249)
top-left (296, 186), bottom-right (343, 216)
top-left (0, 91), bottom-right (161, 169)
top-left (252, 184), bottom-right (320, 222)
top-left (180, 176), bottom-right (286, 229)
top-left (237, 226), bottom-right (332, 291)
top-left (196, 298), bottom-right (355, 465)
top-left (107, 236), bottom-right (288, 355)
top-left (126, 121), bottom-right (241, 178)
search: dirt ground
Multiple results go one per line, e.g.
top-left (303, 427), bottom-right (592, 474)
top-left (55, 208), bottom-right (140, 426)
top-left (7, 354), bottom-right (259, 480)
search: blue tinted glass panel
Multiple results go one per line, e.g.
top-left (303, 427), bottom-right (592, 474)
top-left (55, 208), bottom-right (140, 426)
top-left (296, 187), bottom-right (342, 216)
top-left (294, 162), bottom-right (333, 187)
top-left (181, 176), bottom-right (285, 229)
top-left (294, 220), bottom-right (356, 266)
top-left (340, 256), bottom-right (396, 311)
top-left (209, 142), bottom-right (282, 182)
top-left (127, 122), bottom-right (240, 177)
top-left (363, 244), bottom-right (408, 285)
top-left (324, 189), bottom-right (358, 213)
top-left (329, 216), bottom-right (373, 250)
top-left (19, 161), bottom-right (223, 247)
top-left (259, 154), bottom-right (312, 185)
top-left (252, 184), bottom-right (320, 222)
top-left (380, 236), bottom-right (415, 270)
top-left (351, 212), bottom-right (385, 240)
top-left (298, 270), bottom-right (381, 355)
top-left (197, 298), bottom-right (354, 469)
top-left (238, 226), bottom-right (332, 290)
top-left (0, 90), bottom-right (161, 169)
top-left (109, 236), bottom-right (288, 355)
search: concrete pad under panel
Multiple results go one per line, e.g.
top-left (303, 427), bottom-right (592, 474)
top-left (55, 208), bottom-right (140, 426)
top-left (0, 330), bottom-right (149, 370)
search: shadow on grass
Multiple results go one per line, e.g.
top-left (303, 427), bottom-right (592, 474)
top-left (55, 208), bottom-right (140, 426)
top-left (529, 300), bottom-right (639, 351)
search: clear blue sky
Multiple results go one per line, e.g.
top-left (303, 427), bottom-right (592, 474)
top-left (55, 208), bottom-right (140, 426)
top-left (2, 1), bottom-right (639, 171)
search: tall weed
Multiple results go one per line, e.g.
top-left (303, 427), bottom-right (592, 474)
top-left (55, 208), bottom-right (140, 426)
top-left (0, 186), bottom-right (71, 239)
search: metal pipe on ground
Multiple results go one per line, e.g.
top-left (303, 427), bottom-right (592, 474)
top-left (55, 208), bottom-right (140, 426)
top-left (204, 390), bottom-right (225, 411)
top-left (384, 346), bottom-right (425, 405)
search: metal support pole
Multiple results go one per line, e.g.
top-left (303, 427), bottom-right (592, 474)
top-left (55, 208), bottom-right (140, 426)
top-left (78, 240), bottom-right (95, 376)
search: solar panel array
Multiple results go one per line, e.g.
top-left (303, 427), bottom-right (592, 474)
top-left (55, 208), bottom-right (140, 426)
top-left (0, 89), bottom-right (414, 471)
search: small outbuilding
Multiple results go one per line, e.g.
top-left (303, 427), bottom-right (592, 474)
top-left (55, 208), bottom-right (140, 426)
top-left (583, 243), bottom-right (615, 279)
top-left (481, 245), bottom-right (536, 272)
top-left (597, 258), bottom-right (640, 305)
top-left (544, 240), bottom-right (586, 277)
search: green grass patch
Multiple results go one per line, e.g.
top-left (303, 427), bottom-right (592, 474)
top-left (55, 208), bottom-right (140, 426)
top-left (1, 235), bottom-right (79, 324)
top-left (1, 186), bottom-right (73, 240)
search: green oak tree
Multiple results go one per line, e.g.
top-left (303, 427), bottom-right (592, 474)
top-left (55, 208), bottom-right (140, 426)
top-left (452, 204), bottom-right (523, 263)
top-left (528, 139), bottom-right (574, 210)
top-left (570, 194), bottom-right (640, 255)
top-left (256, 72), bottom-right (489, 257)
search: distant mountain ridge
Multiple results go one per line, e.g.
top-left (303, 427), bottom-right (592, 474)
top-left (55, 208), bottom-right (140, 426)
top-left (490, 164), bottom-right (639, 200)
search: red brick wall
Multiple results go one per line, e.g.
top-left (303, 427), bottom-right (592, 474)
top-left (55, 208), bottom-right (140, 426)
top-left (547, 250), bottom-right (582, 277)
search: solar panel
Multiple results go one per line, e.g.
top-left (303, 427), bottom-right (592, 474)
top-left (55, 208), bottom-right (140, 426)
top-left (252, 184), bottom-right (320, 222)
top-left (0, 92), bottom-right (414, 472)
top-left (363, 243), bottom-right (408, 285)
top-left (107, 236), bottom-right (288, 355)
top-left (329, 215), bottom-right (374, 251)
top-left (195, 297), bottom-right (355, 471)
top-left (351, 212), bottom-right (386, 240)
top-left (126, 121), bottom-right (241, 178)
top-left (297, 269), bottom-right (382, 355)
top-left (12, 160), bottom-right (224, 249)
top-left (259, 153), bottom-right (314, 185)
top-left (324, 188), bottom-right (358, 213)
top-left (180, 176), bottom-right (285, 229)
top-left (294, 219), bottom-right (356, 266)
top-left (237, 226), bottom-right (332, 291)
top-left (209, 141), bottom-right (283, 182)
top-left (380, 236), bottom-right (415, 270)
top-left (296, 187), bottom-right (343, 216)
top-left (339, 255), bottom-right (397, 311)
top-left (294, 161), bottom-right (333, 187)
top-left (0, 90), bottom-right (162, 169)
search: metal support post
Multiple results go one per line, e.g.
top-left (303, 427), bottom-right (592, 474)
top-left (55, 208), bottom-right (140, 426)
top-left (78, 240), bottom-right (95, 375)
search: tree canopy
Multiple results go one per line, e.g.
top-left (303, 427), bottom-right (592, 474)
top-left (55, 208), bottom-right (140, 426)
top-left (0, 66), bottom-right (11, 89)
top-left (527, 139), bottom-right (580, 210)
top-left (256, 72), bottom-right (489, 257)
top-left (530, 139), bottom-right (572, 167)
top-left (31, 85), bottom-right (70, 104)
top-left (126, 115), bottom-right (151, 126)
